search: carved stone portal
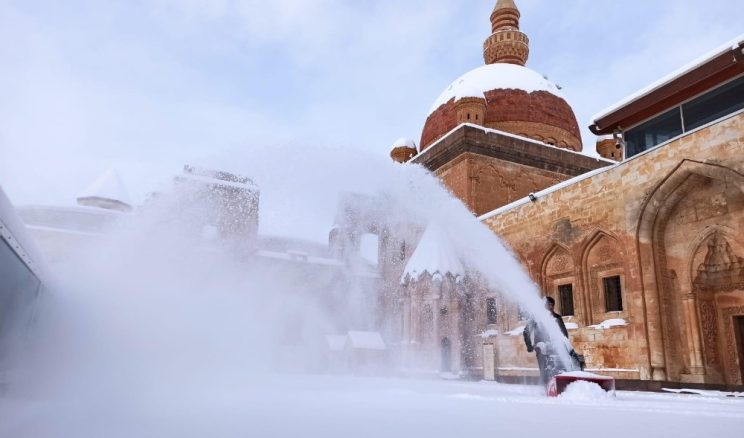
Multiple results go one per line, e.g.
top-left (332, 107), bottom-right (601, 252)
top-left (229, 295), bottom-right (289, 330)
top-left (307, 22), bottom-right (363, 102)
top-left (694, 232), bottom-right (744, 293)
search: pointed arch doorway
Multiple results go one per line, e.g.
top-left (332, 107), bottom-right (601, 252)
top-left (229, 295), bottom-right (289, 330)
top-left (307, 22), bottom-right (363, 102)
top-left (441, 337), bottom-right (452, 373)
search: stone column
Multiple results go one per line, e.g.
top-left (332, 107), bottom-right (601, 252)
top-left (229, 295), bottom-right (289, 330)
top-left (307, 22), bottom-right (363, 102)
top-left (682, 292), bottom-right (705, 374)
top-left (432, 296), bottom-right (441, 370)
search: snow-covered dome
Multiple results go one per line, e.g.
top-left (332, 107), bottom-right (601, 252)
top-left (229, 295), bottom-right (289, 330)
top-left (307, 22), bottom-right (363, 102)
top-left (429, 64), bottom-right (561, 114)
top-left (420, 63), bottom-right (582, 152)
top-left (453, 80), bottom-right (486, 103)
top-left (76, 169), bottom-right (132, 212)
top-left (402, 222), bottom-right (465, 283)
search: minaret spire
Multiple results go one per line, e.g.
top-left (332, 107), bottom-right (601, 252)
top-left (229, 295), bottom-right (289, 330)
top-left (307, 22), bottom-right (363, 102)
top-left (483, 0), bottom-right (530, 66)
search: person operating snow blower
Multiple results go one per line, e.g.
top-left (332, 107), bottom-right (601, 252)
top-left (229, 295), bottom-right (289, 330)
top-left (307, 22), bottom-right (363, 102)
top-left (523, 297), bottom-right (585, 386)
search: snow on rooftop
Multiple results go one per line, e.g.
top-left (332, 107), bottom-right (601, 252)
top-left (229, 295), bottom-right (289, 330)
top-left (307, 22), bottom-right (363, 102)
top-left (346, 331), bottom-right (386, 350)
top-left (454, 81), bottom-right (485, 102)
top-left (402, 221), bottom-right (466, 282)
top-left (392, 137), bottom-right (417, 150)
top-left (77, 169), bottom-right (132, 206)
top-left (413, 123), bottom-right (615, 165)
top-left (428, 63), bottom-right (563, 116)
top-left (592, 33), bottom-right (744, 123)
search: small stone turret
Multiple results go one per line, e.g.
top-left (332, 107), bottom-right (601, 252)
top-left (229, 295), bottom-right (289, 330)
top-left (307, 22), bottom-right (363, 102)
top-left (455, 87), bottom-right (487, 126)
top-left (596, 136), bottom-right (623, 161)
top-left (390, 137), bottom-right (418, 163)
top-left (483, 0), bottom-right (530, 66)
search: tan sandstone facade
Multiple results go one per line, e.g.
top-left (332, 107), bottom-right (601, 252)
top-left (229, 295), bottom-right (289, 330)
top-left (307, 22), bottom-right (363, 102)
top-left (483, 112), bottom-right (744, 386)
top-left (388, 0), bottom-right (744, 389)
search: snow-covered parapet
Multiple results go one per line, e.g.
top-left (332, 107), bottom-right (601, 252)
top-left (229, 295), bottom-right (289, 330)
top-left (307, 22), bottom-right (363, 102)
top-left (589, 318), bottom-right (628, 330)
top-left (565, 322), bottom-right (579, 330)
top-left (479, 329), bottom-right (499, 338)
top-left (401, 221), bottom-right (466, 283)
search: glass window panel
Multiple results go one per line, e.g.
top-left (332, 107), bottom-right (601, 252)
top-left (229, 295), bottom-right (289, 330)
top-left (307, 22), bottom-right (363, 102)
top-left (683, 75), bottom-right (744, 131)
top-left (624, 108), bottom-right (683, 158)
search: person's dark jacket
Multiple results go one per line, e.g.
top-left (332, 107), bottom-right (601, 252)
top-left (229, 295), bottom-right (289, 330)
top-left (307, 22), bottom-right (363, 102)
top-left (523, 311), bottom-right (568, 353)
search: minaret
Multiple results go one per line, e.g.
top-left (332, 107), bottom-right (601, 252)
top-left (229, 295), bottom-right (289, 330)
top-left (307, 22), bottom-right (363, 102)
top-left (482, 0), bottom-right (530, 66)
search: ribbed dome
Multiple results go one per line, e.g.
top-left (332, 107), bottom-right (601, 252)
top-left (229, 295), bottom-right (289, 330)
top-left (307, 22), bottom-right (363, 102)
top-left (420, 63), bottom-right (582, 152)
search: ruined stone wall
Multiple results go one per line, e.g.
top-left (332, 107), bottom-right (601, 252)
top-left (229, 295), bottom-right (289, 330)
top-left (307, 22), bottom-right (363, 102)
top-left (482, 111), bottom-right (744, 384)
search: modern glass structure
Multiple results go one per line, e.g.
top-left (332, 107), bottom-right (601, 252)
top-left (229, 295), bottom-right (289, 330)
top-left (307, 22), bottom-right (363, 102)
top-left (624, 74), bottom-right (744, 158)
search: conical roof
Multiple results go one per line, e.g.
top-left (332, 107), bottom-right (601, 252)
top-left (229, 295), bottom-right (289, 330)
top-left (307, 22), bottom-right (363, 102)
top-left (77, 169), bottom-right (132, 211)
top-left (402, 221), bottom-right (465, 282)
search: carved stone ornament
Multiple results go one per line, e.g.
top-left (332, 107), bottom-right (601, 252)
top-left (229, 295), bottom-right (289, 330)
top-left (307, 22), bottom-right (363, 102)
top-left (694, 233), bottom-right (744, 293)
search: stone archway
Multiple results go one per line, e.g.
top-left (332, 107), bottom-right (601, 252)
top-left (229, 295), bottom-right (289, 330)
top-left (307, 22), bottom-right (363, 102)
top-left (636, 159), bottom-right (744, 383)
top-left (441, 337), bottom-right (452, 372)
top-left (540, 243), bottom-right (577, 321)
top-left (579, 230), bottom-right (626, 326)
top-left (689, 231), bottom-right (744, 384)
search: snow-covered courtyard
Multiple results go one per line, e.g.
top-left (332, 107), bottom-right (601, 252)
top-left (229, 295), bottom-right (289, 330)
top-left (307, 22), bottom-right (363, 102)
top-left (2, 374), bottom-right (743, 438)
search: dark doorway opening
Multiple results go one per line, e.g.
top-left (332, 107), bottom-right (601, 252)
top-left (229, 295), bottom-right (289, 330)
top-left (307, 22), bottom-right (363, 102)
top-left (736, 316), bottom-right (744, 381)
top-left (441, 337), bottom-right (452, 373)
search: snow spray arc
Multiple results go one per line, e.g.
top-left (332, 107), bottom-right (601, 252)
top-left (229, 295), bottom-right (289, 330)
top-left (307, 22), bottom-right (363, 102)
top-left (2, 146), bottom-right (576, 409)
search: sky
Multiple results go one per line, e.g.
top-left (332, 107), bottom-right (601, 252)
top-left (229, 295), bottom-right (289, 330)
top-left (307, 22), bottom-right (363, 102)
top-left (0, 0), bottom-right (743, 209)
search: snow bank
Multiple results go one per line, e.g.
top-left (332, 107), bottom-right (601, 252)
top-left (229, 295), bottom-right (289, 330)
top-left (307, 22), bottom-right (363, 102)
top-left (559, 380), bottom-right (613, 401)
top-left (589, 318), bottom-right (628, 330)
top-left (662, 388), bottom-right (744, 398)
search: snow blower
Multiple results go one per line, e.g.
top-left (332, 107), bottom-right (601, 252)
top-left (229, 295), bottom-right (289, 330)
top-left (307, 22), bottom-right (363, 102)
top-left (547, 371), bottom-right (616, 397)
top-left (543, 345), bottom-right (616, 397)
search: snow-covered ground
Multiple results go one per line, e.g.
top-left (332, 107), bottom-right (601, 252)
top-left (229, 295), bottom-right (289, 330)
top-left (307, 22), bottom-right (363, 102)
top-left (1, 375), bottom-right (742, 438)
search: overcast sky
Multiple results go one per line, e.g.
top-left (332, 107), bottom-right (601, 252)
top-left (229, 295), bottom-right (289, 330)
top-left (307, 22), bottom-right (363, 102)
top-left (1, 0), bottom-right (743, 209)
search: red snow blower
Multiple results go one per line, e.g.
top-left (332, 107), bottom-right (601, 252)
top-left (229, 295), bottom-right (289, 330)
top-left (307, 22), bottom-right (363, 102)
top-left (547, 371), bottom-right (616, 397)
